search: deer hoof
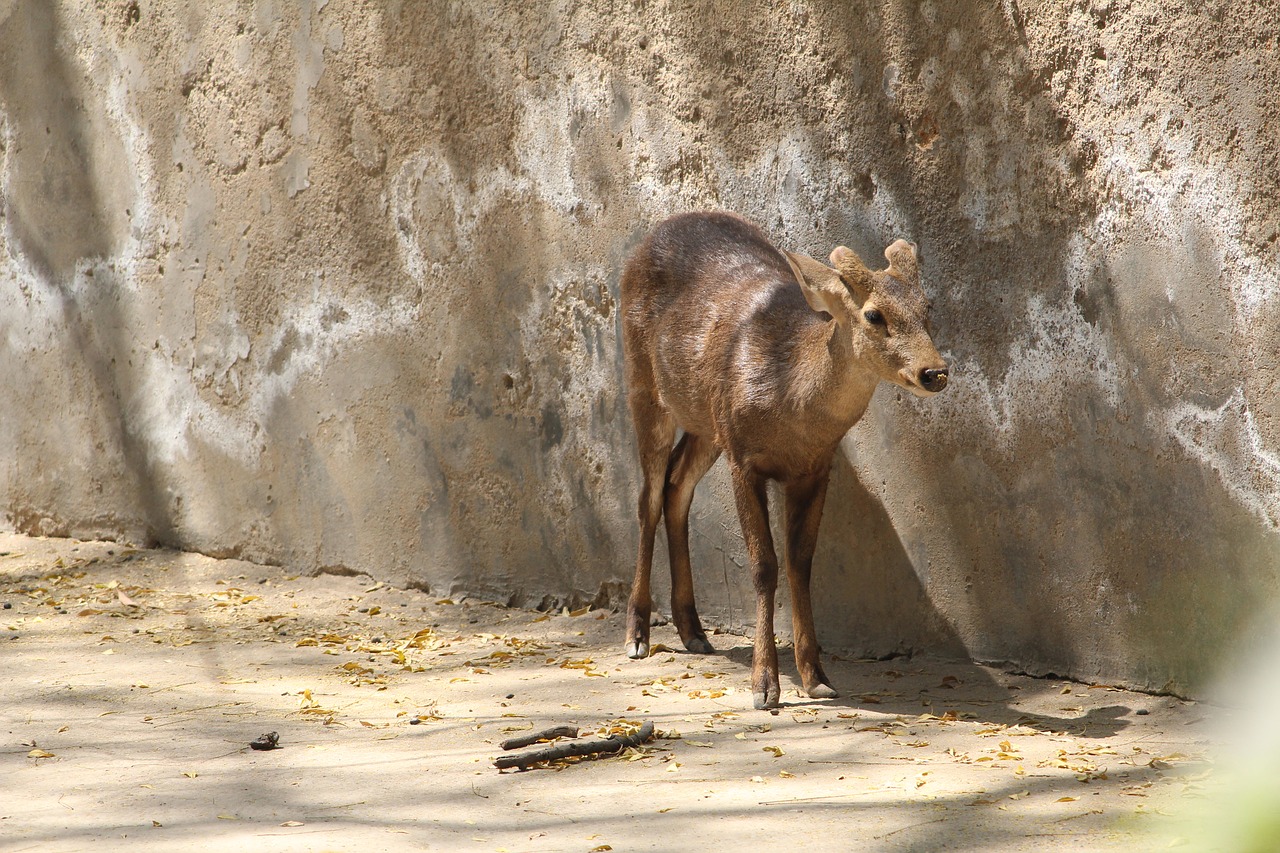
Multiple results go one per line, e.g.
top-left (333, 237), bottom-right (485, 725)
top-left (807, 683), bottom-right (839, 699)
top-left (752, 689), bottom-right (781, 710)
top-left (625, 641), bottom-right (649, 659)
top-left (684, 636), bottom-right (715, 655)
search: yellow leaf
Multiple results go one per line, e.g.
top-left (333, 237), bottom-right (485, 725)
top-left (27, 748), bottom-right (55, 759)
top-left (216, 814), bottom-right (238, 820)
top-left (685, 740), bottom-right (714, 748)
top-left (590, 846), bottom-right (612, 852)
top-left (763, 746), bottom-right (785, 758)
top-left (1057, 796), bottom-right (1078, 803)
top-left (1008, 790), bottom-right (1030, 800)
top-left (183, 771), bottom-right (198, 778)
top-left (779, 770), bottom-right (796, 778)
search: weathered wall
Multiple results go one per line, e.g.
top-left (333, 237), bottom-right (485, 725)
top-left (1, 0), bottom-right (1276, 695)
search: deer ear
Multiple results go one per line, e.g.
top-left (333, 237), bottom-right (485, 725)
top-left (829, 246), bottom-right (874, 301)
top-left (883, 239), bottom-right (920, 282)
top-left (783, 251), bottom-right (851, 319)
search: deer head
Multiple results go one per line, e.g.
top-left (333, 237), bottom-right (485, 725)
top-left (783, 239), bottom-right (949, 396)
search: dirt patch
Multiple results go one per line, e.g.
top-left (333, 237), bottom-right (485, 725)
top-left (1, 534), bottom-right (1220, 851)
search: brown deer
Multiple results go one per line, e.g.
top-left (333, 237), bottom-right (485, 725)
top-left (620, 211), bottom-right (948, 709)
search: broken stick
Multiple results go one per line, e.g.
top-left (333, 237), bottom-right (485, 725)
top-left (494, 721), bottom-right (655, 770)
top-left (500, 725), bottom-right (579, 751)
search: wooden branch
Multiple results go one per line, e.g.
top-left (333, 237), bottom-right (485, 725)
top-left (494, 721), bottom-right (655, 770)
top-left (500, 725), bottom-right (579, 751)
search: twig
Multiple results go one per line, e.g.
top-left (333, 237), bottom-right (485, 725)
top-left (495, 722), bottom-right (655, 770)
top-left (873, 816), bottom-right (949, 840)
top-left (500, 725), bottom-right (579, 751)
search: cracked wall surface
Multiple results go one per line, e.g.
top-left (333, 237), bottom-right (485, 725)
top-left (1, 0), bottom-right (1276, 695)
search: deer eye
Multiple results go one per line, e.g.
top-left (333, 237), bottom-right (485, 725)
top-left (863, 308), bottom-right (885, 325)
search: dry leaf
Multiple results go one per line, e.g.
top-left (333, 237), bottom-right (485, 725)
top-left (762, 746), bottom-right (785, 758)
top-left (280, 820), bottom-right (305, 827)
top-left (27, 748), bottom-right (55, 759)
top-left (1057, 796), bottom-right (1078, 803)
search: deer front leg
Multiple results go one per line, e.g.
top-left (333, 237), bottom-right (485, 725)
top-left (730, 463), bottom-right (781, 709)
top-left (784, 472), bottom-right (837, 699)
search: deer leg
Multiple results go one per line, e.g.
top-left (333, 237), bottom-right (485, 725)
top-left (784, 472), bottom-right (837, 699)
top-left (729, 463), bottom-right (781, 709)
top-left (625, 393), bottom-right (675, 660)
top-left (663, 432), bottom-right (721, 655)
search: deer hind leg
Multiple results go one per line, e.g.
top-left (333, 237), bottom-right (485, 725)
top-left (663, 431), bottom-right (721, 655)
top-left (784, 472), bottom-right (838, 699)
top-left (729, 462), bottom-right (781, 709)
top-left (625, 390), bottom-right (675, 660)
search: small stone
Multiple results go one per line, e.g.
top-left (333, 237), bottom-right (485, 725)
top-left (1135, 708), bottom-right (1150, 716)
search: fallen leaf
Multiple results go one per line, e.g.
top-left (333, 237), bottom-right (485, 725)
top-left (280, 820), bottom-right (305, 827)
top-left (1008, 790), bottom-right (1030, 800)
top-left (1057, 796), bottom-right (1079, 803)
top-left (182, 771), bottom-right (198, 778)
top-left (27, 748), bottom-right (55, 759)
top-left (763, 746), bottom-right (785, 758)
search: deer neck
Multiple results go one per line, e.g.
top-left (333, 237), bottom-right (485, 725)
top-left (791, 316), bottom-right (876, 427)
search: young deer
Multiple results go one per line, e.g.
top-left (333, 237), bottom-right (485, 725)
top-left (620, 211), bottom-right (949, 709)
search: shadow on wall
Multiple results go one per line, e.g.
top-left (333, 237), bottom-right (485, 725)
top-left (811, 449), bottom-right (968, 661)
top-left (0, 2), bottom-right (168, 542)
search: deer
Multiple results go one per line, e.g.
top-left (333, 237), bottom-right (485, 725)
top-left (619, 210), bottom-right (949, 710)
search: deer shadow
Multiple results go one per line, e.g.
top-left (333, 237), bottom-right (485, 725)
top-left (705, 449), bottom-right (1132, 738)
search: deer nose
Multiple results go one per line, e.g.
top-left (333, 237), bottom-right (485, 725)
top-left (920, 367), bottom-right (949, 393)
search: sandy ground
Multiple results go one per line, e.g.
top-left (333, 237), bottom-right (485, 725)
top-left (1, 534), bottom-right (1223, 852)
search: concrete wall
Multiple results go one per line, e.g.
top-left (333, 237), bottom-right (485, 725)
top-left (2, 0), bottom-right (1277, 695)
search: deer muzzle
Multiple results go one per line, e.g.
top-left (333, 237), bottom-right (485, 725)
top-left (919, 367), bottom-right (949, 393)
